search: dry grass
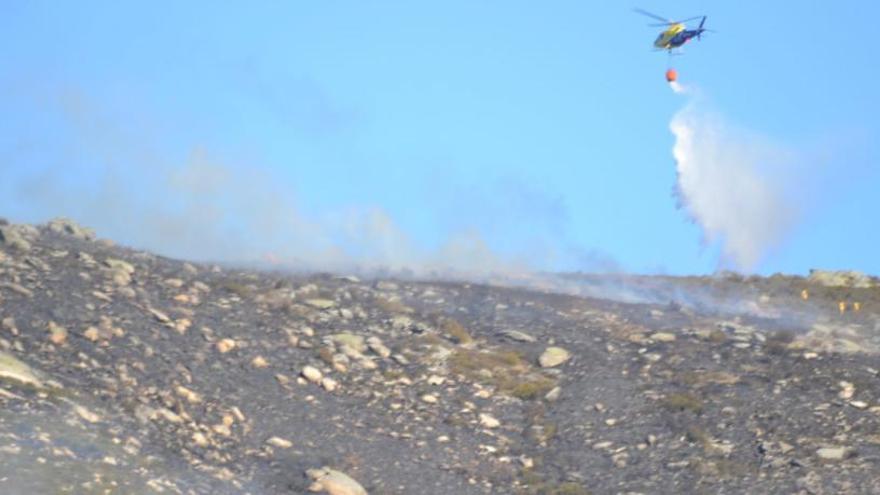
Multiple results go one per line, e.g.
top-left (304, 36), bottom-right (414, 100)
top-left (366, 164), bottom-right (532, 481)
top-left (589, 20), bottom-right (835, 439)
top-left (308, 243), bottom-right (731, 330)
top-left (519, 471), bottom-right (590, 495)
top-left (705, 329), bottom-right (728, 344)
top-left (508, 378), bottom-right (557, 400)
top-left (448, 348), bottom-right (556, 400)
top-left (374, 296), bottom-right (411, 314)
top-left (317, 347), bottom-right (335, 366)
top-left (382, 369), bottom-right (407, 381)
top-left (440, 318), bottom-right (473, 344)
top-left (765, 330), bottom-right (796, 355)
top-left (217, 279), bottom-right (253, 298)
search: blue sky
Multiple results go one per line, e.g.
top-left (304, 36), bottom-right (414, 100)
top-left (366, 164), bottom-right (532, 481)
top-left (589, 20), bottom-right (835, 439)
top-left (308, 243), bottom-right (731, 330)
top-left (1, 1), bottom-right (878, 275)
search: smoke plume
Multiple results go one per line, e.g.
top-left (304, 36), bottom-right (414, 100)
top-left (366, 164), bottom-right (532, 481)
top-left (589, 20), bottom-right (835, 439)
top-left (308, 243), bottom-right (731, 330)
top-left (669, 86), bottom-right (801, 271)
top-left (2, 87), bottom-right (599, 278)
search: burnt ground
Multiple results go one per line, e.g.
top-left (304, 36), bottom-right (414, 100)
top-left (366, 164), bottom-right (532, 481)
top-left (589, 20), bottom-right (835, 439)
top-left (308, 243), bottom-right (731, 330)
top-left (1, 219), bottom-right (879, 494)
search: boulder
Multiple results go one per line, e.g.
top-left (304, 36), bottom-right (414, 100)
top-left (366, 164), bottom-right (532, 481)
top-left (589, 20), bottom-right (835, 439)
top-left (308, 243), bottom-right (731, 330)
top-left (539, 347), bottom-right (571, 368)
top-left (307, 467), bottom-right (368, 495)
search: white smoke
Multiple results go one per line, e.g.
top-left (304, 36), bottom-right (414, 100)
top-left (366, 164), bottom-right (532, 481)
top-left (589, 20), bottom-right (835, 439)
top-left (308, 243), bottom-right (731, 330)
top-left (670, 89), bottom-right (801, 271)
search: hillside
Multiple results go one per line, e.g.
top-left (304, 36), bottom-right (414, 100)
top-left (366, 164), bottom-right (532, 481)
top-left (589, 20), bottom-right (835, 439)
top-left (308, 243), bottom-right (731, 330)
top-left (1, 218), bottom-right (879, 494)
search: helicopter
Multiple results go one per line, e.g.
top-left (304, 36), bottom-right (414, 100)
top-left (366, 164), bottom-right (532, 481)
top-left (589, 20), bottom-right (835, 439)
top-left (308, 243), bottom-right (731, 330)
top-left (634, 9), bottom-right (712, 52)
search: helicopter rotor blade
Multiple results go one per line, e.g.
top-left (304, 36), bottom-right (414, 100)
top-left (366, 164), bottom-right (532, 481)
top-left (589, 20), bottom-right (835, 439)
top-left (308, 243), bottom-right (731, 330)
top-left (633, 8), bottom-right (671, 24)
top-left (676, 16), bottom-right (705, 24)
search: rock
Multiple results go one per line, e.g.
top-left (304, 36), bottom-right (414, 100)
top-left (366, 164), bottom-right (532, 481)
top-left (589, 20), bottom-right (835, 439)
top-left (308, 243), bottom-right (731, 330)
top-left (174, 318), bottom-right (192, 334)
top-left (0, 282), bottom-right (34, 298)
top-left (251, 355), bottom-right (269, 368)
top-left (266, 436), bottom-right (293, 449)
top-left (149, 308), bottom-right (172, 323)
top-left (216, 338), bottom-right (237, 353)
top-left (0, 225), bottom-right (32, 253)
top-left (175, 385), bottom-right (202, 404)
top-left (192, 431), bottom-right (209, 447)
top-left (321, 377), bottom-right (339, 392)
top-left (47, 218), bottom-right (95, 240)
top-left (307, 467), bottom-right (368, 495)
top-left (329, 333), bottom-right (366, 354)
top-left (0, 351), bottom-right (45, 389)
top-left (2, 318), bottom-right (18, 336)
top-left (366, 336), bottom-right (391, 358)
top-left (544, 386), bottom-right (562, 402)
top-left (104, 257), bottom-right (135, 274)
top-left (83, 326), bottom-right (101, 342)
top-left (539, 347), bottom-right (571, 368)
top-left (479, 413), bottom-right (501, 429)
top-left (651, 332), bottom-right (676, 342)
top-left (305, 299), bottom-right (336, 310)
top-left (816, 446), bottom-right (849, 460)
top-left (74, 404), bottom-right (101, 423)
top-left (388, 315), bottom-right (412, 331)
top-left (302, 366), bottom-right (323, 384)
top-left (839, 381), bottom-right (855, 400)
top-left (421, 394), bottom-right (438, 404)
top-left (499, 329), bottom-right (536, 343)
top-left (48, 322), bottom-right (68, 345)
top-left (808, 269), bottom-right (874, 288)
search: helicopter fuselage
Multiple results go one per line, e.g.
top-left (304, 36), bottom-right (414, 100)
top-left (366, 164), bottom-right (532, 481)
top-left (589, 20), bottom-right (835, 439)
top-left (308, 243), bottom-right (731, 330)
top-left (654, 23), bottom-right (704, 50)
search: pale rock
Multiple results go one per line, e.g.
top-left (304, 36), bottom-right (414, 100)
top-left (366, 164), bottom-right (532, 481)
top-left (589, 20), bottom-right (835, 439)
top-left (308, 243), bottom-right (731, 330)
top-left (305, 299), bottom-right (336, 310)
top-left (47, 218), bottom-right (95, 240)
top-left (366, 336), bottom-right (391, 358)
top-left (479, 413), bottom-right (501, 429)
top-left (302, 366), bottom-right (323, 384)
top-left (390, 316), bottom-right (413, 331)
top-left (149, 308), bottom-right (171, 324)
top-left (321, 377), bottom-right (339, 392)
top-left (176, 385), bottom-right (202, 404)
top-left (216, 338), bottom-right (237, 353)
top-left (83, 327), bottom-right (101, 342)
top-left (839, 381), bottom-right (855, 400)
top-left (266, 436), bottom-right (293, 449)
top-left (192, 432), bottom-right (209, 447)
top-left (539, 347), bottom-right (571, 368)
top-left (48, 322), bottom-right (68, 345)
top-left (499, 329), bottom-right (536, 343)
top-left (174, 318), bottom-right (192, 334)
top-left (0, 352), bottom-right (45, 389)
top-left (307, 467), bottom-right (368, 495)
top-left (651, 332), bottom-right (676, 342)
top-left (816, 446), bottom-right (849, 460)
top-left (330, 333), bottom-right (367, 354)
top-left (544, 386), bottom-right (562, 402)
top-left (74, 405), bottom-right (101, 423)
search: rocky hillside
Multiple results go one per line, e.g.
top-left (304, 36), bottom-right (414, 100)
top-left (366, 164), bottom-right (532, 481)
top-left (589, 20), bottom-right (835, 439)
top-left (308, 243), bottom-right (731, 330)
top-left (1, 218), bottom-right (879, 494)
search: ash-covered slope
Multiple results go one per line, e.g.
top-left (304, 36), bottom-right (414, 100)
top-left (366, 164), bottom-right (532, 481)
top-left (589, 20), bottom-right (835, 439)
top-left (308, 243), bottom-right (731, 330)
top-left (1, 218), bottom-right (879, 494)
